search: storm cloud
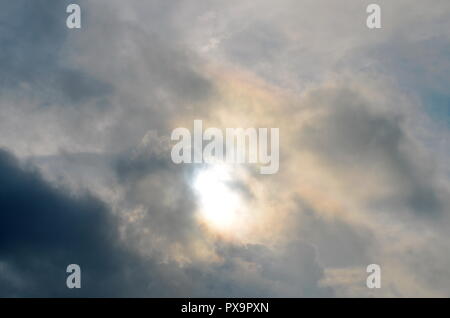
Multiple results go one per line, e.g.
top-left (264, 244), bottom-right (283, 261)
top-left (0, 0), bottom-right (449, 297)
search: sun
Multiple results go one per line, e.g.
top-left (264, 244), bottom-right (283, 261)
top-left (193, 163), bottom-right (242, 230)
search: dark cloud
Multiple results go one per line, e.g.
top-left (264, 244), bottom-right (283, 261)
top-left (0, 0), bottom-right (113, 105)
top-left (1, 0), bottom-right (449, 298)
top-left (0, 148), bottom-right (171, 297)
top-left (0, 147), bottom-right (333, 297)
top-left (0, 0), bottom-right (66, 86)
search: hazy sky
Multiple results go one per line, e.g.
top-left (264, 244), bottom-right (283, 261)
top-left (0, 0), bottom-right (449, 297)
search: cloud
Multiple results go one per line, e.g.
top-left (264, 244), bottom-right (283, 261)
top-left (0, 149), bottom-right (174, 297)
top-left (0, 0), bottom-right (449, 297)
top-left (0, 0), bottom-right (112, 104)
top-left (0, 148), bottom-right (333, 297)
top-left (0, 0), bottom-right (214, 157)
top-left (298, 84), bottom-right (444, 217)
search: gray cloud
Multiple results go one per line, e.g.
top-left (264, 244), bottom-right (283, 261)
top-left (299, 86), bottom-right (444, 217)
top-left (0, 149), bottom-right (170, 297)
top-left (0, 0), bottom-right (449, 298)
top-left (0, 0), bottom-right (113, 105)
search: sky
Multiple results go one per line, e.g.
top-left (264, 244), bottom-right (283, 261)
top-left (0, 0), bottom-right (449, 297)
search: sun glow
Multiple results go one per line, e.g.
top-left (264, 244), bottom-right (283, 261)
top-left (193, 163), bottom-right (242, 230)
